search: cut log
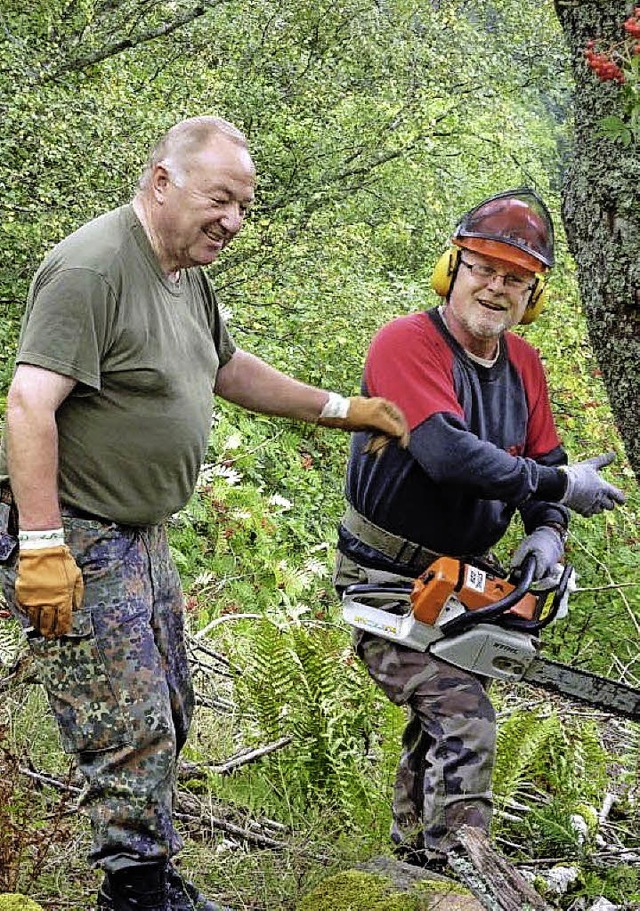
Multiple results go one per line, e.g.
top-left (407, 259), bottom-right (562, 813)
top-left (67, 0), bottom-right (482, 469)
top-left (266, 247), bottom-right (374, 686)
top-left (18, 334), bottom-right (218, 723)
top-left (447, 826), bottom-right (554, 911)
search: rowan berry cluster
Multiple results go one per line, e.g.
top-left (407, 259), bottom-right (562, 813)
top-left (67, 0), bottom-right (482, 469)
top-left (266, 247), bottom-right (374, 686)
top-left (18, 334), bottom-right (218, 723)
top-left (584, 8), bottom-right (640, 84)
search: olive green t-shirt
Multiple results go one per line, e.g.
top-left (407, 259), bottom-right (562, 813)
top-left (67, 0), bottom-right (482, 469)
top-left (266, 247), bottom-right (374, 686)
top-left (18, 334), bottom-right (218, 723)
top-left (0, 204), bottom-right (235, 525)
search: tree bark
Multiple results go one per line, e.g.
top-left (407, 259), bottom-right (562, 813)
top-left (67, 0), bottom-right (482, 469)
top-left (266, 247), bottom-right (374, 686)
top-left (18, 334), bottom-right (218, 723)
top-left (447, 827), bottom-right (553, 911)
top-left (553, 1), bottom-right (640, 484)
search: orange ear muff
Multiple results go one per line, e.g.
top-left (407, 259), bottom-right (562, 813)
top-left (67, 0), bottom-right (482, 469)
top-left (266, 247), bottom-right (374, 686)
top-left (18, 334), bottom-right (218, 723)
top-left (431, 248), bottom-right (460, 297)
top-left (519, 276), bottom-right (547, 325)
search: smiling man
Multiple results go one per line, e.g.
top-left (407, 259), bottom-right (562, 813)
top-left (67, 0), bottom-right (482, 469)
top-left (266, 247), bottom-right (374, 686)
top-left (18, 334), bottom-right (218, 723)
top-left (333, 188), bottom-right (625, 871)
top-left (0, 116), bottom-right (409, 911)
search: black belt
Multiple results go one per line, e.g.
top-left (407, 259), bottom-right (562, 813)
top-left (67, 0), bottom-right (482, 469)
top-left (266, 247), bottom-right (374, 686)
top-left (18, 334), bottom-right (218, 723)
top-left (340, 504), bottom-right (440, 572)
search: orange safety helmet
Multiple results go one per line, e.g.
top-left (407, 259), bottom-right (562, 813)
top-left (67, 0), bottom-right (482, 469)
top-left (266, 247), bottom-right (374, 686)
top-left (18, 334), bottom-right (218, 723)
top-left (451, 187), bottom-right (554, 273)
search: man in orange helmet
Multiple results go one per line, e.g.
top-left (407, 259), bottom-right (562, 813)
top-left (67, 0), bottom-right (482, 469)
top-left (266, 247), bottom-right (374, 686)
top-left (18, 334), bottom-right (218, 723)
top-left (334, 188), bottom-right (625, 870)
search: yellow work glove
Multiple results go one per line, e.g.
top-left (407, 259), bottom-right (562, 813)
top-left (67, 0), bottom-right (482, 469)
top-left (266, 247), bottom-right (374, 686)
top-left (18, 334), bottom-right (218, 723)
top-left (318, 395), bottom-right (410, 454)
top-left (16, 545), bottom-right (84, 639)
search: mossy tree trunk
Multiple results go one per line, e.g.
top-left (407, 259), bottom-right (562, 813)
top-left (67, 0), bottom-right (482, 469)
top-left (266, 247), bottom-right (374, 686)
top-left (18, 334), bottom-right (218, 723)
top-left (553, 0), bottom-right (640, 484)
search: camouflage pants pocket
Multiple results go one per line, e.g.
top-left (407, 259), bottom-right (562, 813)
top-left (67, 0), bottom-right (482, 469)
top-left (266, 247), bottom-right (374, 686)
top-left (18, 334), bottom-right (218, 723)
top-left (26, 608), bottom-right (131, 754)
top-left (0, 502), bottom-right (18, 564)
top-left (0, 501), bottom-right (18, 618)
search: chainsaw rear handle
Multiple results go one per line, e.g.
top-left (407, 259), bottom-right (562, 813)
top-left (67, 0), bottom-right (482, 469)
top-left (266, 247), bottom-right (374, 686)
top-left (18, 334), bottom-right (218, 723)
top-left (440, 555), bottom-right (537, 636)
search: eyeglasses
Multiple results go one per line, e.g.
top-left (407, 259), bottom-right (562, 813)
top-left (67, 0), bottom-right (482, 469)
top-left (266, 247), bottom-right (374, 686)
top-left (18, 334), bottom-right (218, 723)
top-left (459, 258), bottom-right (533, 292)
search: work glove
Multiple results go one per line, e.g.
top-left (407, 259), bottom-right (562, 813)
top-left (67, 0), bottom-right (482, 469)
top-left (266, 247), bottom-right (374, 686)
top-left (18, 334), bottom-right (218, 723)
top-left (559, 451), bottom-right (626, 517)
top-left (510, 526), bottom-right (565, 581)
top-left (16, 545), bottom-right (84, 638)
top-left (318, 395), bottom-right (410, 453)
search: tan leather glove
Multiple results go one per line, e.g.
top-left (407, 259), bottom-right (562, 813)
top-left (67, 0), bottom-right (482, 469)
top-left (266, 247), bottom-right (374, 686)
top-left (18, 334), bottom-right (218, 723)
top-left (318, 396), bottom-right (410, 453)
top-left (16, 545), bottom-right (84, 638)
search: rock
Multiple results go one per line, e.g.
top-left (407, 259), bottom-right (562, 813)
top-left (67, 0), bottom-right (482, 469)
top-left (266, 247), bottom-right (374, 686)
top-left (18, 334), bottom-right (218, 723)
top-left (0, 895), bottom-right (46, 911)
top-left (586, 899), bottom-right (620, 911)
top-left (541, 865), bottom-right (580, 896)
top-left (296, 863), bottom-right (485, 911)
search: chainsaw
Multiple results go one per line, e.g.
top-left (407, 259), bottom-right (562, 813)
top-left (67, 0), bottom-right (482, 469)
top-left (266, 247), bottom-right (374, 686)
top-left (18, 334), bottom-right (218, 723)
top-left (341, 555), bottom-right (640, 720)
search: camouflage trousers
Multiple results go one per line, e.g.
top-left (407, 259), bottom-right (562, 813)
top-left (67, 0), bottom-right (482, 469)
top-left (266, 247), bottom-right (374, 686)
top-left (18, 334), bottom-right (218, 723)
top-left (334, 551), bottom-right (496, 861)
top-left (0, 500), bottom-right (194, 873)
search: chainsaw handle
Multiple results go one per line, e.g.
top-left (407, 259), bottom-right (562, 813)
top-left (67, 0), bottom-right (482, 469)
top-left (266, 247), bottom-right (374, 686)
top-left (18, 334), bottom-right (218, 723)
top-left (440, 555), bottom-right (537, 636)
top-left (342, 581), bottom-right (413, 598)
top-left (497, 563), bottom-right (574, 633)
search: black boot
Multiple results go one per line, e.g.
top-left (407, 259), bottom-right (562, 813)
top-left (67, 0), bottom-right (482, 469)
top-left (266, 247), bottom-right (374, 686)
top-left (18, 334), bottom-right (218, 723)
top-left (392, 837), bottom-right (449, 874)
top-left (166, 863), bottom-right (233, 911)
top-left (97, 863), bottom-right (170, 911)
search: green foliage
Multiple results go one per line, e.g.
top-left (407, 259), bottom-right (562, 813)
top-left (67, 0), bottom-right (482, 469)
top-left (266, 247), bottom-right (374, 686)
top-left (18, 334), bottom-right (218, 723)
top-left (0, 896), bottom-right (45, 911)
top-left (0, 723), bottom-right (77, 895)
top-left (574, 865), bottom-right (640, 906)
top-left (493, 700), bottom-right (611, 859)
top-left (226, 617), bottom-right (385, 821)
top-left (584, 12), bottom-right (640, 146)
top-left (493, 707), bottom-right (564, 810)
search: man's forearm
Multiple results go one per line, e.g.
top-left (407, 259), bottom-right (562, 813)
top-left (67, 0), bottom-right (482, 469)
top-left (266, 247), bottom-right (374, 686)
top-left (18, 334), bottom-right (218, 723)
top-left (7, 399), bottom-right (63, 531)
top-left (214, 348), bottom-right (329, 421)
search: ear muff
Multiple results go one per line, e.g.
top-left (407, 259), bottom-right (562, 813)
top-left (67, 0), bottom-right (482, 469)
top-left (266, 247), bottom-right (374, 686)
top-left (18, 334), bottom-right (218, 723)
top-left (431, 248), bottom-right (460, 297)
top-left (520, 276), bottom-right (547, 325)
top-left (431, 247), bottom-right (548, 325)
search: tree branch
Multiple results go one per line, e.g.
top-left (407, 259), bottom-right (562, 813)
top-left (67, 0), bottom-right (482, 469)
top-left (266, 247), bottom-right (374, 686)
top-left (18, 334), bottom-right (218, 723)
top-left (40, 0), bottom-right (230, 82)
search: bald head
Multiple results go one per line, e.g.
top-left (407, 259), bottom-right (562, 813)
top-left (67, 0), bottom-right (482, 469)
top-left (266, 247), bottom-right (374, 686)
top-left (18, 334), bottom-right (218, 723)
top-left (139, 116), bottom-right (251, 190)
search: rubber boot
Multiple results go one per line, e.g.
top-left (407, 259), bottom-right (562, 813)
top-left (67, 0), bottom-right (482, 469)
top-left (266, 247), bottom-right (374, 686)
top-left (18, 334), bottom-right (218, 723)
top-left (166, 864), bottom-right (233, 911)
top-left (96, 862), bottom-right (170, 911)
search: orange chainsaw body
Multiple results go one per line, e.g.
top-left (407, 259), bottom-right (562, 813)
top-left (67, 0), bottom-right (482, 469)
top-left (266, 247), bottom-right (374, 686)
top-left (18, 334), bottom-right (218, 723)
top-left (410, 556), bottom-right (538, 625)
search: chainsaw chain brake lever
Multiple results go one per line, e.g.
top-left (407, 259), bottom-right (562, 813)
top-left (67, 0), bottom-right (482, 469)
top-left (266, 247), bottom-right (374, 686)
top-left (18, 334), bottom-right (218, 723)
top-left (440, 555), bottom-right (537, 637)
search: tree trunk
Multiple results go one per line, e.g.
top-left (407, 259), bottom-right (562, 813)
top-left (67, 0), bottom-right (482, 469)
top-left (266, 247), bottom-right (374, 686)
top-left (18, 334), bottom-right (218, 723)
top-left (553, 0), bottom-right (640, 484)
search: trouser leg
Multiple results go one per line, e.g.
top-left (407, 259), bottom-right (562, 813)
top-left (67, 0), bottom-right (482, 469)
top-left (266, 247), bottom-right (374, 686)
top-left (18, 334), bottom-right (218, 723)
top-left (80, 523), bottom-right (195, 871)
top-left (0, 515), bottom-right (194, 873)
top-left (390, 708), bottom-right (429, 850)
top-left (409, 661), bottom-right (495, 856)
top-left (356, 632), bottom-right (495, 860)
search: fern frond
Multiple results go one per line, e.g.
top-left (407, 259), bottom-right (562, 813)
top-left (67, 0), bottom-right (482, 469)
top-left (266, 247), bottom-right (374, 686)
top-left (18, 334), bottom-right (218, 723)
top-left (494, 707), bottom-right (562, 809)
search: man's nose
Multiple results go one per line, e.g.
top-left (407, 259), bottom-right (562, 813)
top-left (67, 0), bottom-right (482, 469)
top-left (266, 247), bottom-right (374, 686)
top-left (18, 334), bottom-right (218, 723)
top-left (219, 202), bottom-right (244, 234)
top-left (485, 271), bottom-right (507, 290)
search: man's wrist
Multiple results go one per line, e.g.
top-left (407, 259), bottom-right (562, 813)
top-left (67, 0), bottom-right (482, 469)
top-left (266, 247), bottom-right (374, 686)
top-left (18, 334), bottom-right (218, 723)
top-left (18, 528), bottom-right (65, 550)
top-left (319, 392), bottom-right (350, 420)
top-left (542, 522), bottom-right (568, 545)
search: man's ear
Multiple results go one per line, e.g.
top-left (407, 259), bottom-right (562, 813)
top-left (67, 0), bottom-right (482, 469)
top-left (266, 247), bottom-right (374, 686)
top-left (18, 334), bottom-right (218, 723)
top-left (151, 164), bottom-right (171, 202)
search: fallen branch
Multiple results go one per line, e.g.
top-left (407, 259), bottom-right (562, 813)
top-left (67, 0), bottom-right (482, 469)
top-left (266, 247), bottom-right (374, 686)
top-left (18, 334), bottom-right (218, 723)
top-left (175, 808), bottom-right (289, 851)
top-left (179, 736), bottom-right (292, 778)
top-left (18, 766), bottom-right (82, 795)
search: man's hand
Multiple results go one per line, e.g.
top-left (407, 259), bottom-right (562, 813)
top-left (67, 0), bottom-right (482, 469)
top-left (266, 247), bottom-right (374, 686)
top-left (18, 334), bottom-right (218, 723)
top-left (318, 396), bottom-right (410, 453)
top-left (560, 452), bottom-right (626, 517)
top-left (16, 545), bottom-right (84, 638)
top-left (510, 526), bottom-right (565, 581)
